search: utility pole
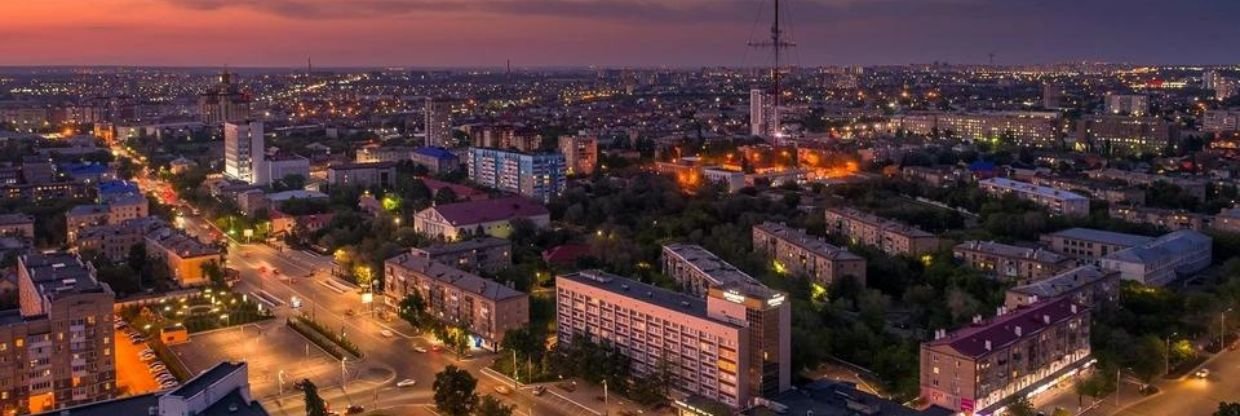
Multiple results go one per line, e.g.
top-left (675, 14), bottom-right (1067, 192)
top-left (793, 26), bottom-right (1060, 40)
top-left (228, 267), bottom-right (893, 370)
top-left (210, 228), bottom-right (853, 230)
top-left (602, 379), bottom-right (609, 416)
top-left (341, 357), bottom-right (348, 391)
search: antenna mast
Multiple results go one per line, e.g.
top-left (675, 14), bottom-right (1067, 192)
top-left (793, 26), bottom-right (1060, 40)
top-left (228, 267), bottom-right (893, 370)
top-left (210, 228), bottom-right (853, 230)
top-left (748, 0), bottom-right (795, 141)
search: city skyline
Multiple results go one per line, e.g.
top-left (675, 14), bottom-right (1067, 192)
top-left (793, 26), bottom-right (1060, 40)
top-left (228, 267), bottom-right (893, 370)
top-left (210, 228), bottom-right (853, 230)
top-left (2, 0), bottom-right (1239, 68)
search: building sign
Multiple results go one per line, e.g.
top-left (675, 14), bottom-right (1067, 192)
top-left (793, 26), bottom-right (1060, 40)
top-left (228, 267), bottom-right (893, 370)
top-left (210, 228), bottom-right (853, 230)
top-left (722, 290), bottom-right (746, 304)
top-left (767, 293), bottom-right (785, 307)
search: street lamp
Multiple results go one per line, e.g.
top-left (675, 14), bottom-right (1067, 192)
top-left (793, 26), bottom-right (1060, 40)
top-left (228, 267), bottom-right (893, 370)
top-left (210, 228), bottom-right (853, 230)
top-left (1222, 308), bottom-right (1234, 351)
top-left (1165, 332), bottom-right (1178, 376)
top-left (340, 357), bottom-right (348, 391)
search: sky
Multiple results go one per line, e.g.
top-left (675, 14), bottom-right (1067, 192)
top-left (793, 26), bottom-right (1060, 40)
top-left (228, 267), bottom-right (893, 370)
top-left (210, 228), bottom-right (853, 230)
top-left (0, 0), bottom-right (1237, 67)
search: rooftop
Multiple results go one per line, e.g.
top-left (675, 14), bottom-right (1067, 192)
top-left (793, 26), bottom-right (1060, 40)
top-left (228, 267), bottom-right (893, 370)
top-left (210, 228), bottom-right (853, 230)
top-left (36, 362), bottom-right (267, 416)
top-left (328, 161), bottom-right (398, 171)
top-left (559, 270), bottom-right (725, 323)
top-left (755, 222), bottom-right (863, 261)
top-left (1044, 228), bottom-right (1156, 248)
top-left (425, 196), bottom-right (548, 226)
top-left (0, 213), bottom-right (34, 225)
top-left (412, 237), bottom-right (510, 257)
top-left (740, 379), bottom-right (946, 416)
top-left (826, 207), bottom-right (935, 238)
top-left (414, 146), bottom-right (459, 160)
top-left (926, 297), bottom-right (1084, 359)
top-left (981, 177), bottom-right (1088, 201)
top-left (20, 252), bottom-right (106, 300)
top-left (662, 243), bottom-right (779, 299)
top-left (1008, 266), bottom-right (1117, 300)
top-left (386, 254), bottom-right (525, 301)
top-left (1104, 230), bottom-right (1212, 264)
top-left (955, 240), bottom-right (1069, 264)
top-left (146, 227), bottom-right (222, 258)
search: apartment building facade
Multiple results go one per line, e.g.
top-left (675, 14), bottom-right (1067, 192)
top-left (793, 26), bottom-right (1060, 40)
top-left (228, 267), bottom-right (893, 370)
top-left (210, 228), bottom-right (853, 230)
top-left (384, 254), bottom-right (528, 350)
top-left (953, 241), bottom-right (1074, 283)
top-left (1039, 228), bottom-right (1155, 261)
top-left (1005, 265), bottom-right (1120, 309)
top-left (978, 178), bottom-right (1089, 217)
top-left (824, 207), bottom-right (940, 256)
top-left (1107, 205), bottom-right (1208, 232)
top-left (1099, 230), bottom-right (1212, 286)
top-left (466, 148), bottom-right (565, 203)
top-left (410, 237), bottom-right (512, 274)
top-left (752, 222), bottom-right (866, 288)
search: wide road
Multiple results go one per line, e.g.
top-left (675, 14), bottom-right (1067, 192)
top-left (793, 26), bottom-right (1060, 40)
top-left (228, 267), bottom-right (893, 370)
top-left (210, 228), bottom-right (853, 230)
top-left (1115, 348), bottom-right (1240, 416)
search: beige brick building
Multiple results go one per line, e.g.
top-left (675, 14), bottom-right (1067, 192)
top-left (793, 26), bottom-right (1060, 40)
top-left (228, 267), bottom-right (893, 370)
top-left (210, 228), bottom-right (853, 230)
top-left (953, 241), bottom-right (1074, 283)
top-left (824, 207), bottom-right (940, 257)
top-left (384, 254), bottom-right (528, 350)
top-left (752, 222), bottom-right (866, 288)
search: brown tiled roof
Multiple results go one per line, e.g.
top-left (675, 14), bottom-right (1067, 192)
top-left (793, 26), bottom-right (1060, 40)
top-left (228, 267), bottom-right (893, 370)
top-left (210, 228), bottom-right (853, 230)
top-left (927, 297), bottom-right (1084, 358)
top-left (429, 196), bottom-right (548, 226)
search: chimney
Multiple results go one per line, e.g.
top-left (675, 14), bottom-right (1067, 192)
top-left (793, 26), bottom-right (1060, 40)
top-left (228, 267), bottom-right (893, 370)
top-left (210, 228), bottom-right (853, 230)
top-left (1071, 304), bottom-right (1078, 314)
top-left (1015, 326), bottom-right (1022, 337)
top-left (1043, 314), bottom-right (1051, 324)
top-left (985, 340), bottom-right (992, 351)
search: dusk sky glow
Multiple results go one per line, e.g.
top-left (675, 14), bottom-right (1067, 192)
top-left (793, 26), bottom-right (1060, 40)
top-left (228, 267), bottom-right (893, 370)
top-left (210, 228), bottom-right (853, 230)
top-left (2, 0), bottom-right (1238, 67)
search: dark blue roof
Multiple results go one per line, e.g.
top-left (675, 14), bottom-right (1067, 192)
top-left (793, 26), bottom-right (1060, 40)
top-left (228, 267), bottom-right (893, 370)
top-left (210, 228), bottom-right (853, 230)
top-left (969, 161), bottom-right (996, 171)
top-left (97, 180), bottom-right (139, 195)
top-left (414, 146), bottom-right (458, 160)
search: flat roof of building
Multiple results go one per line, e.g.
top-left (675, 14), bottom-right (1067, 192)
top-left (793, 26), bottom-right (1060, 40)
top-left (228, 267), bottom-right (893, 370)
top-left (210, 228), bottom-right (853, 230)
top-left (739, 379), bottom-right (945, 416)
top-left (826, 207), bottom-right (935, 238)
top-left (1044, 227), bottom-right (1155, 247)
top-left (412, 237), bottom-right (510, 257)
top-left (0, 213), bottom-right (34, 225)
top-left (662, 243), bottom-right (779, 299)
top-left (559, 270), bottom-right (732, 325)
top-left (755, 222), bottom-right (863, 261)
top-left (981, 177), bottom-right (1088, 201)
top-left (35, 362), bottom-right (267, 416)
top-left (146, 227), bottom-right (222, 258)
top-left (21, 252), bottom-right (106, 299)
top-left (386, 254), bottom-right (524, 301)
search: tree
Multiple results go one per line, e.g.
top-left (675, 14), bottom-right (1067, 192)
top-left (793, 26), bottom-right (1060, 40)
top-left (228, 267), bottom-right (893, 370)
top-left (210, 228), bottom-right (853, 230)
top-left (1217, 402), bottom-right (1240, 416)
top-left (301, 379), bottom-right (328, 416)
top-left (434, 187), bottom-right (459, 206)
top-left (127, 243), bottom-right (147, 273)
top-left (399, 292), bottom-right (427, 329)
top-left (476, 395), bottom-right (515, 416)
top-left (1005, 396), bottom-right (1036, 416)
top-left (433, 365), bottom-right (478, 416)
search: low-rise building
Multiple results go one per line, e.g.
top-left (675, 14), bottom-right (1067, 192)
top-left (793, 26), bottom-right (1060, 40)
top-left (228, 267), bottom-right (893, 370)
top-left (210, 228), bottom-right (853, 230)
top-left (65, 194), bottom-right (149, 242)
top-left (145, 227), bottom-right (224, 287)
top-left (74, 217), bottom-right (166, 263)
top-left (1100, 230), bottom-right (1212, 286)
top-left (410, 237), bottom-right (512, 274)
top-left (38, 361), bottom-right (268, 416)
top-left (979, 178), bottom-right (1089, 217)
top-left (901, 166), bottom-right (966, 188)
top-left (413, 196), bottom-right (549, 241)
top-left (1107, 205), bottom-right (1209, 231)
top-left (5, 252), bottom-right (115, 414)
top-left (384, 254), bottom-right (528, 350)
top-left (824, 207), bottom-right (940, 256)
top-left (920, 298), bottom-right (1091, 415)
top-left (326, 161), bottom-right (397, 188)
top-left (0, 213), bottom-right (34, 238)
top-left (410, 147), bottom-right (460, 174)
top-left (1039, 228), bottom-right (1155, 260)
top-left (953, 241), bottom-right (1074, 283)
top-left (752, 222), bottom-right (866, 288)
top-left (1215, 207), bottom-right (1240, 234)
top-left (1005, 265), bottom-right (1120, 309)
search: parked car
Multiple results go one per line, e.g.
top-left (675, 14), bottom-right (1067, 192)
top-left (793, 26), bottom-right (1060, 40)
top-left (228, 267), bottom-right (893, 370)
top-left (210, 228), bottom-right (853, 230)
top-left (494, 385), bottom-right (512, 395)
top-left (532, 386), bottom-right (546, 396)
top-left (1196, 368), bottom-right (1210, 379)
top-left (346, 405), bottom-right (365, 414)
top-left (412, 346), bottom-right (427, 353)
top-left (380, 330), bottom-right (394, 338)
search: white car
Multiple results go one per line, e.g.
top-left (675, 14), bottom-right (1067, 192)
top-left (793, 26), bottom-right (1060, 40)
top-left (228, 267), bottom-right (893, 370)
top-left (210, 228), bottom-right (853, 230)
top-left (380, 330), bottom-right (394, 338)
top-left (1196, 368), bottom-right (1210, 379)
top-left (412, 346), bottom-right (428, 353)
top-left (396, 379), bottom-right (417, 388)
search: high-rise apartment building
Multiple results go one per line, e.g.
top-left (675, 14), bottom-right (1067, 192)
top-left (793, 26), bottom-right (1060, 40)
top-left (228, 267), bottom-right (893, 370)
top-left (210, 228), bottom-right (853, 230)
top-left (3, 253), bottom-right (115, 414)
top-left (466, 148), bottom-right (565, 203)
top-left (920, 298), bottom-right (1091, 415)
top-left (558, 134), bottom-right (599, 176)
top-left (1203, 109), bottom-right (1240, 133)
top-left (1103, 94), bottom-right (1149, 116)
top-left (660, 244), bottom-right (791, 400)
top-left (749, 89), bottom-right (779, 141)
top-left (1074, 115), bottom-right (1175, 156)
top-left (425, 98), bottom-right (454, 148)
top-left (556, 270), bottom-right (789, 410)
top-left (223, 121), bottom-right (265, 185)
top-left (198, 71), bottom-right (251, 125)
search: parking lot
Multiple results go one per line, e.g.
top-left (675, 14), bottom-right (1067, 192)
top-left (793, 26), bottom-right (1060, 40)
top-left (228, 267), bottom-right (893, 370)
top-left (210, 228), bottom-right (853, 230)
top-left (114, 329), bottom-right (161, 395)
top-left (170, 320), bottom-right (342, 399)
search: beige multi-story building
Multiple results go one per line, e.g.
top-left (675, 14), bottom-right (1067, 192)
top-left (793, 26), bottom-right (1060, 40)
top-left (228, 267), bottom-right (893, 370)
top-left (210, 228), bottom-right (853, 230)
top-left (658, 244), bottom-right (792, 401)
top-left (558, 134), bottom-right (599, 176)
top-left (823, 207), bottom-right (940, 256)
top-left (1039, 228), bottom-right (1154, 261)
top-left (0, 214), bottom-right (34, 238)
top-left (3, 252), bottom-right (115, 414)
top-left (751, 222), bottom-right (866, 288)
top-left (384, 254), bottom-right (528, 350)
top-left (1025, 176), bottom-right (1145, 206)
top-left (1005, 265), bottom-right (1120, 309)
top-left (1074, 115), bottom-right (1175, 156)
top-left (920, 297), bottom-right (1091, 415)
top-left (65, 195), bottom-right (150, 242)
top-left (979, 178), bottom-right (1090, 217)
top-left (953, 241), bottom-right (1074, 283)
top-left (144, 227), bottom-right (224, 287)
top-left (1108, 205), bottom-right (1209, 231)
top-left (410, 237), bottom-right (512, 274)
top-left (1100, 230), bottom-right (1212, 286)
top-left (899, 111), bottom-right (1062, 147)
top-left (557, 270), bottom-right (790, 410)
top-left (73, 217), bottom-right (166, 263)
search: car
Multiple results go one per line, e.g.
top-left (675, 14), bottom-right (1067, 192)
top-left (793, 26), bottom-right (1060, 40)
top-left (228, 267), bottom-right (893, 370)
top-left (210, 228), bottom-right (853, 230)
top-left (494, 385), bottom-right (512, 395)
top-left (156, 374), bottom-right (175, 381)
top-left (131, 337), bottom-right (146, 344)
top-left (157, 376), bottom-right (177, 383)
top-left (380, 330), bottom-right (394, 338)
top-left (141, 355), bottom-right (157, 362)
top-left (1196, 368), bottom-right (1210, 379)
top-left (430, 345), bottom-right (443, 353)
top-left (532, 386), bottom-right (546, 396)
top-left (346, 405), bottom-right (365, 414)
top-left (413, 346), bottom-right (427, 353)
top-left (149, 365), bottom-right (167, 372)
top-left (396, 379), bottom-right (417, 388)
